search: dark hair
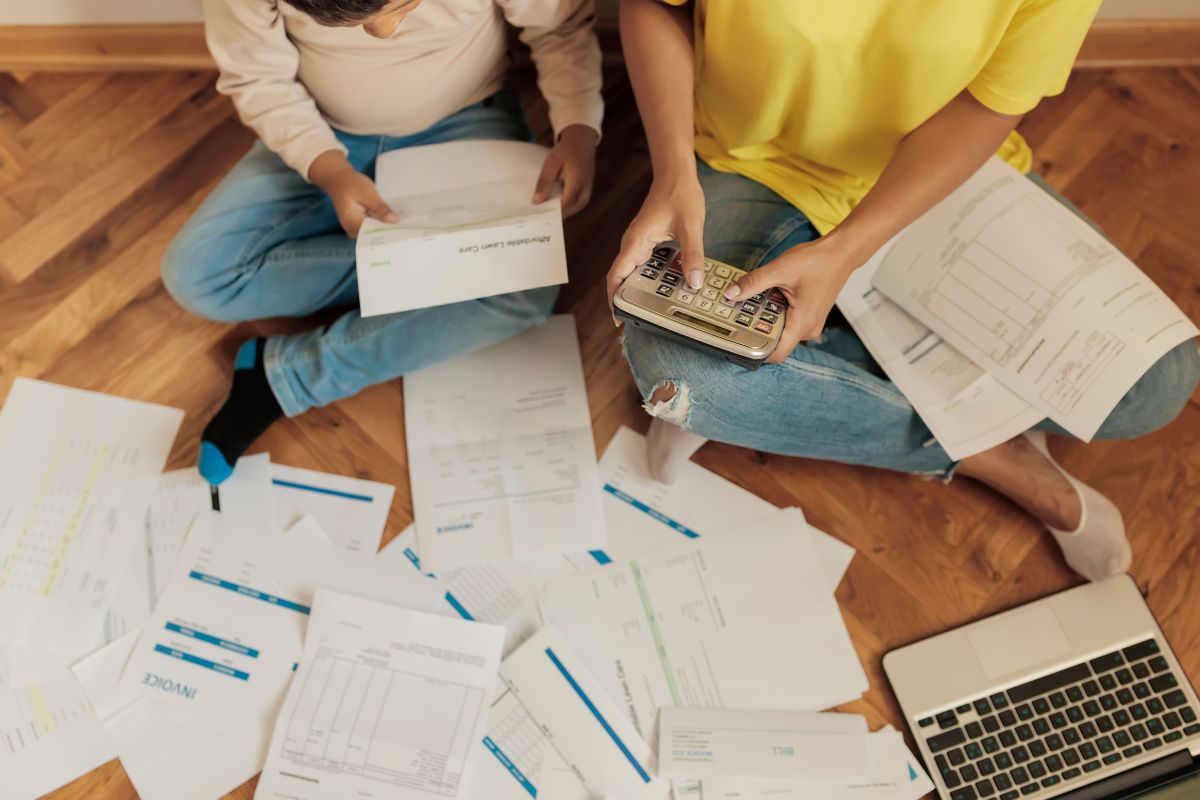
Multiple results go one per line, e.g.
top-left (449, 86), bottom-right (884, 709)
top-left (281, 0), bottom-right (390, 25)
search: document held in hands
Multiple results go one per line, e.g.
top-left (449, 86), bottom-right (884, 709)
top-left (356, 139), bottom-right (567, 316)
top-left (405, 315), bottom-right (606, 570)
top-left (256, 589), bottom-right (504, 800)
top-left (871, 158), bottom-right (1199, 440)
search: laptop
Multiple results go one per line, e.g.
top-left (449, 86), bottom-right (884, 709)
top-left (884, 575), bottom-right (1200, 800)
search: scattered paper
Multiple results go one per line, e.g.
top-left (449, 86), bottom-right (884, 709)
top-left (838, 249), bottom-right (1043, 460)
top-left (406, 315), bottom-right (606, 570)
top-left (500, 626), bottom-right (670, 800)
top-left (271, 463), bottom-right (394, 557)
top-left (357, 139), bottom-right (566, 316)
top-left (0, 379), bottom-right (182, 680)
top-left (659, 707), bottom-right (870, 782)
top-left (599, 427), bottom-right (854, 590)
top-left (255, 589), bottom-right (504, 799)
top-left (540, 526), bottom-right (868, 742)
top-left (701, 729), bottom-right (934, 799)
top-left (871, 157), bottom-right (1199, 440)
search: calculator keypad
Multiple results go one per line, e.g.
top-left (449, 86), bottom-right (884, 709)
top-left (632, 247), bottom-right (786, 337)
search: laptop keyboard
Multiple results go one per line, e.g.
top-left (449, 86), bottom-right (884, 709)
top-left (917, 639), bottom-right (1200, 800)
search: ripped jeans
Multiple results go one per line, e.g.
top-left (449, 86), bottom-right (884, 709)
top-left (621, 162), bottom-right (1200, 478)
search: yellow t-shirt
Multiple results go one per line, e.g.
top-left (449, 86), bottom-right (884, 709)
top-left (662, 0), bottom-right (1101, 233)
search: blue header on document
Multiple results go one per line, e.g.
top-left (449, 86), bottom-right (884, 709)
top-left (484, 736), bottom-right (538, 797)
top-left (188, 570), bottom-right (311, 615)
top-left (603, 483), bottom-right (699, 539)
top-left (272, 478), bottom-right (374, 503)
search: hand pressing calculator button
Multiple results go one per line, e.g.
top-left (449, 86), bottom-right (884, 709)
top-left (613, 240), bottom-right (788, 369)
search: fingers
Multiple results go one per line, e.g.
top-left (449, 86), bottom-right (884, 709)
top-left (561, 167), bottom-right (593, 219)
top-left (367, 199), bottom-right (397, 224)
top-left (724, 259), bottom-right (779, 301)
top-left (532, 154), bottom-right (562, 205)
top-left (765, 311), bottom-right (805, 364)
top-left (607, 227), bottom-right (660, 324)
top-left (342, 207), bottom-right (366, 239)
top-left (677, 216), bottom-right (706, 291)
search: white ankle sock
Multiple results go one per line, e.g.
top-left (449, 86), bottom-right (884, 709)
top-left (645, 418), bottom-right (708, 485)
top-left (1024, 432), bottom-right (1131, 582)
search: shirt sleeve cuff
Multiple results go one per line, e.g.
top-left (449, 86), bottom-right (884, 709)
top-left (278, 128), bottom-right (348, 181)
top-left (967, 79), bottom-right (1055, 117)
top-left (548, 97), bottom-right (605, 143)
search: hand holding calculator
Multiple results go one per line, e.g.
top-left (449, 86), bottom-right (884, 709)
top-left (613, 242), bottom-right (787, 369)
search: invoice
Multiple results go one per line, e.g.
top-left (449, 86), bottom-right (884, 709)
top-left (271, 463), bottom-right (393, 558)
top-left (405, 315), bottom-right (606, 570)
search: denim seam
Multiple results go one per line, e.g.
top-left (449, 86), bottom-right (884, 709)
top-left (234, 194), bottom-right (335, 271)
top-left (262, 336), bottom-right (306, 418)
top-left (778, 357), bottom-right (914, 411)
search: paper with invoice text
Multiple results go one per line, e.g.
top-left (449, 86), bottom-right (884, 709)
top-left (271, 463), bottom-right (394, 558)
top-left (0, 379), bottom-right (182, 679)
top-left (701, 729), bottom-right (934, 800)
top-left (838, 246), bottom-right (1043, 460)
top-left (540, 526), bottom-right (869, 743)
top-left (494, 626), bottom-right (670, 800)
top-left (405, 314), bottom-right (606, 570)
top-left (871, 157), bottom-right (1199, 440)
top-left (658, 707), bottom-right (870, 782)
top-left (255, 589), bottom-right (504, 800)
top-left (106, 513), bottom-right (442, 800)
top-left (357, 139), bottom-right (566, 316)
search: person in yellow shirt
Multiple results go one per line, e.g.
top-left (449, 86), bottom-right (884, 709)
top-left (607, 0), bottom-right (1200, 582)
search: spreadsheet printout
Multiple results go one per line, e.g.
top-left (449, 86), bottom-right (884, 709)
top-left (405, 315), bottom-right (605, 570)
top-left (838, 245), bottom-right (1042, 460)
top-left (255, 589), bottom-right (504, 800)
top-left (0, 379), bottom-right (182, 668)
top-left (871, 158), bottom-right (1198, 440)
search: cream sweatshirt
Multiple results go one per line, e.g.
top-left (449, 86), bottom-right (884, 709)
top-left (203, 0), bottom-right (604, 178)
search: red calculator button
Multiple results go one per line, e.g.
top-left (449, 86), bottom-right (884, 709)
top-left (753, 321), bottom-right (772, 334)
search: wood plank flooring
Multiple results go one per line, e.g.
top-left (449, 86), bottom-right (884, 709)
top-left (0, 64), bottom-right (1197, 800)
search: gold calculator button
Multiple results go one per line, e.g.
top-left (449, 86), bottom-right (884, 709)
top-left (701, 287), bottom-right (720, 301)
top-left (707, 275), bottom-right (726, 289)
top-left (715, 305), bottom-right (733, 319)
top-left (677, 291), bottom-right (695, 305)
top-left (714, 265), bottom-right (732, 278)
top-left (697, 298), bottom-right (715, 311)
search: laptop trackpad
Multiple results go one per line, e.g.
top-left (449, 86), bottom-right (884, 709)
top-left (968, 605), bottom-right (1072, 681)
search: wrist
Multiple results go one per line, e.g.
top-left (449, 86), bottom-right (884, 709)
top-left (308, 149), bottom-right (355, 191)
top-left (818, 223), bottom-right (881, 275)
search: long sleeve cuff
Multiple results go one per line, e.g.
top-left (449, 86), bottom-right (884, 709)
top-left (548, 95), bottom-right (605, 142)
top-left (277, 127), bottom-right (348, 181)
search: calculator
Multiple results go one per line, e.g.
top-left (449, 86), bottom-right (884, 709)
top-left (613, 242), bottom-right (787, 369)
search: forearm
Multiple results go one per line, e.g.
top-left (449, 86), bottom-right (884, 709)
top-left (828, 90), bottom-right (1023, 267)
top-left (619, 0), bottom-right (695, 181)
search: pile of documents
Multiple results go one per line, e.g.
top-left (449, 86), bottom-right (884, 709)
top-left (0, 315), bottom-right (933, 800)
top-left (837, 157), bottom-right (1199, 460)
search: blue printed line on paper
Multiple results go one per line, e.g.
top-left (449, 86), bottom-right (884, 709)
top-left (188, 571), bottom-right (310, 615)
top-left (589, 550), bottom-right (612, 565)
top-left (444, 592), bottom-right (475, 621)
top-left (602, 484), bottom-right (699, 538)
top-left (483, 736), bottom-right (537, 797)
top-left (271, 478), bottom-right (373, 503)
top-left (164, 622), bottom-right (259, 658)
top-left (544, 647), bottom-right (651, 783)
top-left (154, 644), bottom-right (250, 680)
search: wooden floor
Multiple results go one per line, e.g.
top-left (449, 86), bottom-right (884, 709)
top-left (1, 65), bottom-right (1197, 800)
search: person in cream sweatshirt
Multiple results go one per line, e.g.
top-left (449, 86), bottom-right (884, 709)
top-left (163, 0), bottom-right (603, 485)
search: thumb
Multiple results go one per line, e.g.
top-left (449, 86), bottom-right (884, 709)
top-left (724, 260), bottom-right (779, 301)
top-left (364, 183), bottom-right (397, 223)
top-left (532, 155), bottom-right (561, 204)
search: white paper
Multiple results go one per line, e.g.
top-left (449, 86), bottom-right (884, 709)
top-left (406, 315), bottom-right (606, 570)
top-left (255, 589), bottom-right (504, 800)
top-left (499, 626), bottom-right (669, 800)
top-left (271, 463), bottom-right (394, 557)
top-left (539, 527), bottom-right (868, 742)
top-left (468, 687), bottom-right (592, 799)
top-left (838, 247), bottom-right (1043, 460)
top-left (0, 379), bottom-right (182, 676)
top-left (108, 513), bottom-right (443, 800)
top-left (659, 707), bottom-right (870, 782)
top-left (600, 427), bottom-right (854, 590)
top-left (701, 730), bottom-right (934, 800)
top-left (871, 157), bottom-right (1199, 440)
top-left (0, 672), bottom-right (116, 800)
top-left (357, 139), bottom-right (566, 316)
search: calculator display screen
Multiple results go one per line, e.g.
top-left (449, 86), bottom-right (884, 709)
top-left (672, 309), bottom-right (732, 337)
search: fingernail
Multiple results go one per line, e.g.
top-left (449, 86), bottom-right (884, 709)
top-left (724, 285), bottom-right (741, 299)
top-left (687, 271), bottom-right (703, 290)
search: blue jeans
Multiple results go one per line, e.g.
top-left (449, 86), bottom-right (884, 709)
top-left (162, 90), bottom-right (557, 416)
top-left (622, 162), bottom-right (1200, 477)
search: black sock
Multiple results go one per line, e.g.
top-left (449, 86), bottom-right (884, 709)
top-left (198, 338), bottom-right (283, 485)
